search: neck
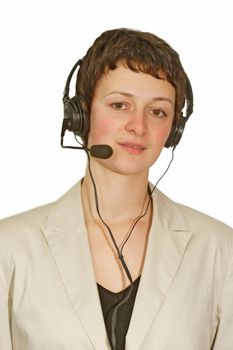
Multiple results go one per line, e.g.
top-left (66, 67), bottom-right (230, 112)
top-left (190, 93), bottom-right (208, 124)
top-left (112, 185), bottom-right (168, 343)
top-left (81, 160), bottom-right (150, 225)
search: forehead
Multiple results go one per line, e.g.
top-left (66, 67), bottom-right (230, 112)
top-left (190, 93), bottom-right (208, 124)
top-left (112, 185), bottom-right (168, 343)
top-left (94, 64), bottom-right (175, 101)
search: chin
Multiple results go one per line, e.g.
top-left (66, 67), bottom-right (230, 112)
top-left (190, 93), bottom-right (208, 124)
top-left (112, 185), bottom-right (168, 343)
top-left (109, 158), bottom-right (151, 177)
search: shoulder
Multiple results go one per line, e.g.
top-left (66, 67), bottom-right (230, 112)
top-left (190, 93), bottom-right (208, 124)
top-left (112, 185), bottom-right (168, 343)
top-left (0, 203), bottom-right (53, 254)
top-left (0, 181), bottom-right (82, 237)
top-left (0, 203), bottom-right (52, 230)
top-left (154, 190), bottom-right (233, 289)
top-left (0, 181), bottom-right (82, 247)
top-left (155, 189), bottom-right (233, 243)
top-left (0, 181), bottom-right (82, 284)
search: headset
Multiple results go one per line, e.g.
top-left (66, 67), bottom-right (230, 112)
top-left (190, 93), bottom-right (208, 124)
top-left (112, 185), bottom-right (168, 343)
top-left (61, 59), bottom-right (194, 149)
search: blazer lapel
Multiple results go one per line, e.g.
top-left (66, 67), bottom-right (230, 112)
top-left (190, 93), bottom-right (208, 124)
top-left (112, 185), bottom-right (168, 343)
top-left (42, 182), bottom-right (109, 349)
top-left (126, 190), bottom-right (192, 349)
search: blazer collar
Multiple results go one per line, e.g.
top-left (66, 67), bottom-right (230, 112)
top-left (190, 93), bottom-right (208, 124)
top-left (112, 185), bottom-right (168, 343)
top-left (126, 189), bottom-right (192, 349)
top-left (42, 181), bottom-right (192, 350)
top-left (42, 181), bottom-right (110, 349)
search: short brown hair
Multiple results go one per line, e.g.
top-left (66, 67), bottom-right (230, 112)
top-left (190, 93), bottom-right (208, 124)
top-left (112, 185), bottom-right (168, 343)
top-left (76, 28), bottom-right (188, 122)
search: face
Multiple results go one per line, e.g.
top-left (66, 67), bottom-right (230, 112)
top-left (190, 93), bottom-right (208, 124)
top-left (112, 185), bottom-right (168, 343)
top-left (88, 64), bottom-right (175, 176)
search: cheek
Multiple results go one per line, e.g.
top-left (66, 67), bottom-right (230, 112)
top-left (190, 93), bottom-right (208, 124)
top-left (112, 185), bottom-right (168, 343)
top-left (163, 124), bottom-right (173, 141)
top-left (150, 123), bottom-right (173, 148)
top-left (88, 108), bottom-right (116, 145)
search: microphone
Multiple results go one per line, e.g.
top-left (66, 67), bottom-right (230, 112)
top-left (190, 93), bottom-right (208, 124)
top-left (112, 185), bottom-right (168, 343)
top-left (89, 144), bottom-right (113, 159)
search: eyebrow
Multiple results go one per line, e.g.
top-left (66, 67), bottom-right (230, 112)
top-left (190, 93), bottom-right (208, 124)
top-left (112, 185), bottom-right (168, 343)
top-left (104, 91), bottom-right (174, 105)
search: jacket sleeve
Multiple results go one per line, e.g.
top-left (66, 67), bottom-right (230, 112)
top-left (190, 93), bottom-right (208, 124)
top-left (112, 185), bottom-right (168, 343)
top-left (0, 229), bottom-right (14, 350)
top-left (212, 255), bottom-right (233, 349)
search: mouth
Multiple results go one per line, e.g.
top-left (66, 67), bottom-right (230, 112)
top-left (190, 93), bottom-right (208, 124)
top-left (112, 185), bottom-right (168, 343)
top-left (118, 142), bottom-right (147, 154)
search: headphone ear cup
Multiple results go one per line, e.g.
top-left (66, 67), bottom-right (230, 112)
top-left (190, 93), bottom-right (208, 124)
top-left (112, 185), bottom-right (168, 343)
top-left (164, 115), bottom-right (187, 148)
top-left (63, 96), bottom-right (89, 137)
top-left (164, 123), bottom-right (176, 148)
top-left (165, 76), bottom-right (193, 148)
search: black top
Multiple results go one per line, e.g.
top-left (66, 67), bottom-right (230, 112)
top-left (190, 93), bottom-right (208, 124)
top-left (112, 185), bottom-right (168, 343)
top-left (97, 276), bottom-right (140, 350)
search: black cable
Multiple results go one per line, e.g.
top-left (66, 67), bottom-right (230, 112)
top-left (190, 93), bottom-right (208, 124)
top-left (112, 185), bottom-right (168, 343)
top-left (86, 150), bottom-right (133, 284)
top-left (84, 146), bottom-right (175, 350)
top-left (120, 146), bottom-right (175, 253)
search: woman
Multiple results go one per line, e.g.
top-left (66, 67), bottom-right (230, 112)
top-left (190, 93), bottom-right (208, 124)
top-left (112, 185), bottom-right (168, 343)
top-left (0, 28), bottom-right (232, 350)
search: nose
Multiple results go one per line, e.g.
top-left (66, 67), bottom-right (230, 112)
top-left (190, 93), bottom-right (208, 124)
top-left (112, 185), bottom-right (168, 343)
top-left (125, 110), bottom-right (146, 136)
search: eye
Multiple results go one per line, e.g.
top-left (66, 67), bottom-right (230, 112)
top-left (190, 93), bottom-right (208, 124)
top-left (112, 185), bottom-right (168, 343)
top-left (111, 102), bottom-right (127, 110)
top-left (151, 108), bottom-right (167, 118)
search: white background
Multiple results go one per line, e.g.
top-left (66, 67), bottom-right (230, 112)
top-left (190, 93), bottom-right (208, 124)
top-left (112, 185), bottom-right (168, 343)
top-left (0, 0), bottom-right (232, 227)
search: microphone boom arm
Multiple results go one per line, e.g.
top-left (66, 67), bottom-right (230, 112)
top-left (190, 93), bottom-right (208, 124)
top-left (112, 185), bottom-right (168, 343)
top-left (61, 129), bottom-right (113, 159)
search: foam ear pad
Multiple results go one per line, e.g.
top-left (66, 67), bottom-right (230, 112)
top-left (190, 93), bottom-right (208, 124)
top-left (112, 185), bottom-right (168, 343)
top-left (63, 96), bottom-right (89, 137)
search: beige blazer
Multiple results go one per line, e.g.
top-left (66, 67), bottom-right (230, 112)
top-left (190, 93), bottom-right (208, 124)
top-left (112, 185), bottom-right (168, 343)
top-left (0, 181), bottom-right (233, 350)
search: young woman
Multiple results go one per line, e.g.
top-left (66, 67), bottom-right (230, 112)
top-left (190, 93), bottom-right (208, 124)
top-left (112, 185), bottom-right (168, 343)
top-left (0, 28), bottom-right (232, 350)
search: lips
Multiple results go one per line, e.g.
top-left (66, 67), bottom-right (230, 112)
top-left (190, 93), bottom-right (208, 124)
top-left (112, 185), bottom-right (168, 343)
top-left (118, 142), bottom-right (147, 153)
